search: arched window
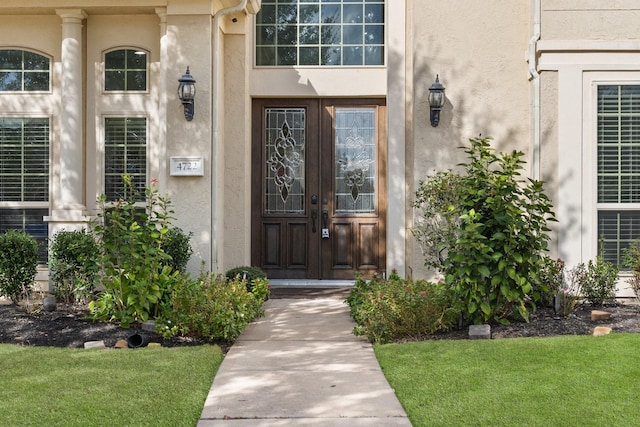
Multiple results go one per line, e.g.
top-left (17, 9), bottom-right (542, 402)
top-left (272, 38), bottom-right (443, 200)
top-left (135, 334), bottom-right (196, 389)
top-left (104, 48), bottom-right (148, 91)
top-left (0, 49), bottom-right (50, 91)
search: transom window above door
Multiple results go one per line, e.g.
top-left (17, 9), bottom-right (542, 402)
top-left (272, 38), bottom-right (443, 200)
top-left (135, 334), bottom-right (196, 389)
top-left (256, 0), bottom-right (385, 66)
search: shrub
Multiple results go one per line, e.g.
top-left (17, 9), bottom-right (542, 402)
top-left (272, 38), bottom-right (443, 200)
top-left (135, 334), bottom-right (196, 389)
top-left (570, 255), bottom-right (618, 306)
top-left (49, 229), bottom-right (100, 304)
top-left (161, 227), bottom-right (193, 274)
top-left (157, 274), bottom-right (265, 343)
top-left (623, 241), bottom-right (640, 302)
top-left (225, 266), bottom-right (267, 282)
top-left (88, 176), bottom-right (181, 327)
top-left (0, 230), bottom-right (39, 303)
top-left (225, 265), bottom-right (268, 294)
top-left (412, 137), bottom-right (556, 324)
top-left (537, 256), bottom-right (565, 308)
top-left (345, 271), bottom-right (460, 344)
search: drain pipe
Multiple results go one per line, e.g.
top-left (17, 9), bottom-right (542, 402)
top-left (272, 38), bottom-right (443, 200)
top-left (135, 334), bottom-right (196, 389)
top-left (528, 0), bottom-right (541, 180)
top-left (210, 0), bottom-right (248, 273)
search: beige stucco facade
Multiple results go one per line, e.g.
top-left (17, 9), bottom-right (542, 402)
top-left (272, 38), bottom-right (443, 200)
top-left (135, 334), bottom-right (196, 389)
top-left (1, 1), bottom-right (640, 295)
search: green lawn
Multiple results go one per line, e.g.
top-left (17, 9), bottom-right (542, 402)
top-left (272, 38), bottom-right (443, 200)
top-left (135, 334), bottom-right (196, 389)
top-left (375, 334), bottom-right (640, 427)
top-left (0, 344), bottom-right (223, 427)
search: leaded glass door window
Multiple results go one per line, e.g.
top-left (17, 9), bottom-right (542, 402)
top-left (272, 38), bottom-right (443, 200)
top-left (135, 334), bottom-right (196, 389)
top-left (252, 99), bottom-right (386, 280)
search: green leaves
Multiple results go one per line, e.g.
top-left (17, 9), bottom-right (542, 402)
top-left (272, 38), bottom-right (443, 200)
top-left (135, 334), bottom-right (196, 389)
top-left (412, 136), bottom-right (556, 325)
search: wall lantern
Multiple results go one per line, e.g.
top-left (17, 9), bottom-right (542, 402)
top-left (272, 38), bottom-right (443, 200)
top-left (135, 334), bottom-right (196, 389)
top-left (428, 75), bottom-right (445, 127)
top-left (178, 66), bottom-right (196, 121)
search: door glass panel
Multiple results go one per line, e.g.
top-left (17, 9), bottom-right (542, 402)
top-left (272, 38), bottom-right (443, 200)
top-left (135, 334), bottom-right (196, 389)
top-left (334, 107), bottom-right (376, 213)
top-left (264, 108), bottom-right (306, 214)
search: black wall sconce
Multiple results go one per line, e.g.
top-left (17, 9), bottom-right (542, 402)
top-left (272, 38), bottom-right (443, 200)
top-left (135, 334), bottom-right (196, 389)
top-left (178, 66), bottom-right (196, 121)
top-left (428, 75), bottom-right (445, 127)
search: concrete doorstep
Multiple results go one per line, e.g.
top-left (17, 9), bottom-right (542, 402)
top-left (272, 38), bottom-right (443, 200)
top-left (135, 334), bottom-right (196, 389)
top-left (198, 298), bottom-right (412, 426)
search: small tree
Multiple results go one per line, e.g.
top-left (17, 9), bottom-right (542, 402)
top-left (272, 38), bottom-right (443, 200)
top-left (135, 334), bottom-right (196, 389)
top-left (412, 136), bottom-right (557, 324)
top-left (0, 230), bottom-right (39, 303)
top-left (89, 176), bottom-right (181, 327)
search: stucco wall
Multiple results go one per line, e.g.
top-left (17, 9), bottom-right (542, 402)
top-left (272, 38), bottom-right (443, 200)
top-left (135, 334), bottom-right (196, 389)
top-left (542, 0), bottom-right (640, 40)
top-left (409, 0), bottom-right (532, 280)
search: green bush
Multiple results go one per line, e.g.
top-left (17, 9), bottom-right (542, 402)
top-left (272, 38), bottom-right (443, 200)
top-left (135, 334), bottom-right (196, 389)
top-left (0, 230), bottom-right (39, 303)
top-left (88, 176), bottom-right (181, 327)
top-left (49, 229), bottom-right (100, 304)
top-left (412, 137), bottom-right (556, 325)
top-left (570, 256), bottom-right (618, 306)
top-left (345, 271), bottom-right (460, 344)
top-left (225, 266), bottom-right (267, 282)
top-left (623, 241), bottom-right (640, 302)
top-left (161, 227), bottom-right (193, 274)
top-left (225, 265), bottom-right (268, 294)
top-left (536, 256), bottom-right (565, 308)
top-left (157, 274), bottom-right (266, 343)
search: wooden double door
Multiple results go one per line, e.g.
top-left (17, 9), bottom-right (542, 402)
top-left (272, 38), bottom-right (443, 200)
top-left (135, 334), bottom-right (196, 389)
top-left (251, 99), bottom-right (387, 280)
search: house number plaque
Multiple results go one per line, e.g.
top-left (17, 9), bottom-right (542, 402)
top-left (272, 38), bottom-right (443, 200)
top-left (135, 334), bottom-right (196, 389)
top-left (170, 156), bottom-right (204, 176)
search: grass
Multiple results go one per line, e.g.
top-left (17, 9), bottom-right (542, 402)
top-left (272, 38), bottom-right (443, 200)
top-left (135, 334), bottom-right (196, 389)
top-left (0, 344), bottom-right (223, 426)
top-left (375, 334), bottom-right (640, 427)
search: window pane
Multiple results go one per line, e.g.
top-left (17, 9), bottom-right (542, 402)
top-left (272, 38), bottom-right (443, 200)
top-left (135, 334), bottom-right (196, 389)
top-left (597, 84), bottom-right (640, 265)
top-left (0, 50), bottom-right (50, 91)
top-left (0, 50), bottom-right (21, 69)
top-left (104, 117), bottom-right (147, 201)
top-left (104, 49), bottom-right (147, 92)
top-left (598, 211), bottom-right (640, 266)
top-left (264, 108), bottom-right (306, 214)
top-left (0, 208), bottom-right (49, 263)
top-left (0, 118), bottom-right (49, 203)
top-left (334, 108), bottom-right (376, 214)
top-left (256, 0), bottom-right (385, 66)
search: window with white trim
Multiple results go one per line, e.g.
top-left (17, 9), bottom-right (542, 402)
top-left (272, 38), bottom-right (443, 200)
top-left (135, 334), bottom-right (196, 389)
top-left (596, 84), bottom-right (640, 266)
top-left (104, 117), bottom-right (147, 201)
top-left (256, 0), bottom-right (385, 66)
top-left (0, 117), bottom-right (49, 261)
top-left (0, 49), bottom-right (50, 92)
top-left (104, 49), bottom-right (147, 92)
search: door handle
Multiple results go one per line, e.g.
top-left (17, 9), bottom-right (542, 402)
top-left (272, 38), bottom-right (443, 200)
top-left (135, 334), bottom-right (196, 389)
top-left (311, 209), bottom-right (317, 233)
top-left (321, 210), bottom-right (330, 239)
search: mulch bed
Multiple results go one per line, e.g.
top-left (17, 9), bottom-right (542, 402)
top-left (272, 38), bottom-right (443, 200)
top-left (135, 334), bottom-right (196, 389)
top-left (1, 288), bottom-right (639, 348)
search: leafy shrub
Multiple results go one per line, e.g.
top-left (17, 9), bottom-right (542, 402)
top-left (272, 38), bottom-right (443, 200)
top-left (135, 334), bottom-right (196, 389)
top-left (412, 137), bottom-right (556, 324)
top-left (88, 177), bottom-right (181, 327)
top-left (49, 229), bottom-right (100, 304)
top-left (157, 274), bottom-right (265, 343)
top-left (161, 227), bottom-right (193, 274)
top-left (225, 266), bottom-right (267, 282)
top-left (570, 255), bottom-right (618, 306)
top-left (225, 265), bottom-right (268, 294)
top-left (623, 241), bottom-right (640, 302)
top-left (537, 256), bottom-right (565, 307)
top-left (346, 271), bottom-right (460, 344)
top-left (0, 230), bottom-right (39, 303)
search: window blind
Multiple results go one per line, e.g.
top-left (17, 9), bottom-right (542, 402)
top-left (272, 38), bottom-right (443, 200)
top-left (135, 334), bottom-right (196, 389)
top-left (105, 117), bottom-right (147, 201)
top-left (0, 117), bottom-right (49, 202)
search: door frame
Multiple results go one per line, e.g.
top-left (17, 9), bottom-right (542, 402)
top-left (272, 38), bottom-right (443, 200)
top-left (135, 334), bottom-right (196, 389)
top-left (251, 98), bottom-right (387, 279)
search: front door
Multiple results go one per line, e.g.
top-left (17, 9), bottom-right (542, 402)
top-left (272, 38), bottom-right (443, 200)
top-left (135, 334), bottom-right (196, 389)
top-left (251, 98), bottom-right (386, 279)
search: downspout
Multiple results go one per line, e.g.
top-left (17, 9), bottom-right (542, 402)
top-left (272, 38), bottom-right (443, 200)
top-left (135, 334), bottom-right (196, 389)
top-left (528, 0), bottom-right (541, 180)
top-left (211, 0), bottom-right (248, 273)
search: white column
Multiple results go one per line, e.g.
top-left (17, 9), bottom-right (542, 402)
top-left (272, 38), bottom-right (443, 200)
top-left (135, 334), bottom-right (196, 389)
top-left (45, 9), bottom-right (88, 236)
top-left (56, 9), bottom-right (87, 213)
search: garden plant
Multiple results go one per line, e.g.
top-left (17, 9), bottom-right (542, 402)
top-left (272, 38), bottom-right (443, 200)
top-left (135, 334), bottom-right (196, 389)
top-left (412, 136), bottom-right (557, 325)
top-left (0, 230), bottom-right (39, 304)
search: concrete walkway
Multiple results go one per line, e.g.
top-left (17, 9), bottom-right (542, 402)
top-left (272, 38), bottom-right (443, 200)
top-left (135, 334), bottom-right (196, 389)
top-left (198, 298), bottom-right (412, 426)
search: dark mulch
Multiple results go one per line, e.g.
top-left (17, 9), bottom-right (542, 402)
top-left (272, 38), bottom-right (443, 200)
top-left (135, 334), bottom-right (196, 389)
top-left (1, 288), bottom-right (639, 348)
